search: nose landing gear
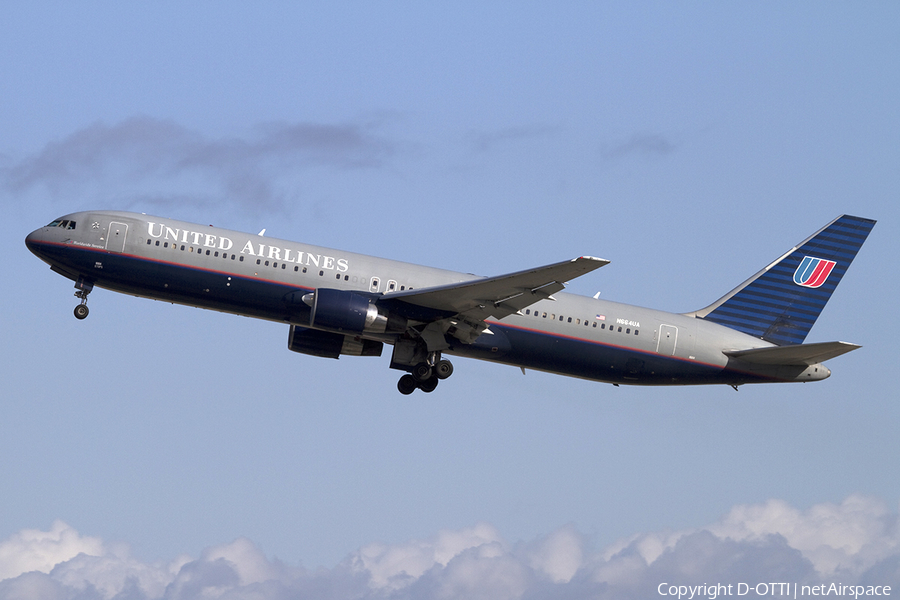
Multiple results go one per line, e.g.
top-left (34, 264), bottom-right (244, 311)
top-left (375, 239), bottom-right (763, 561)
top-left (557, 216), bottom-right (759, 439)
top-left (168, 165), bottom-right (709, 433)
top-left (396, 356), bottom-right (455, 395)
top-left (73, 277), bottom-right (93, 320)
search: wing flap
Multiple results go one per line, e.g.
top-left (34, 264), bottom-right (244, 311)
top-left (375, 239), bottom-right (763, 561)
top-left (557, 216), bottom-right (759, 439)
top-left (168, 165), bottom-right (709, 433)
top-left (723, 341), bottom-right (861, 365)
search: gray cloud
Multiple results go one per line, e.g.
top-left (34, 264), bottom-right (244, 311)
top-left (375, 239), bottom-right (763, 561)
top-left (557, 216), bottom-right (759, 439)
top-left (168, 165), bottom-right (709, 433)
top-left (1, 117), bottom-right (399, 214)
top-left (602, 132), bottom-right (678, 160)
top-left (1, 495), bottom-right (898, 600)
top-left (468, 125), bottom-right (560, 153)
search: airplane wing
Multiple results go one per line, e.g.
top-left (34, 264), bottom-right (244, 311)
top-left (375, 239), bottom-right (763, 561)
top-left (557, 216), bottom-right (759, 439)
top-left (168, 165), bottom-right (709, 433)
top-left (383, 256), bottom-right (609, 323)
top-left (723, 341), bottom-right (861, 365)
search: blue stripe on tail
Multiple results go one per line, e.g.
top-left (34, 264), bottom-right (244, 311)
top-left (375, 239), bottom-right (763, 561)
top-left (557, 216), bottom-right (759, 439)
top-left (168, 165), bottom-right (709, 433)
top-left (698, 215), bottom-right (876, 346)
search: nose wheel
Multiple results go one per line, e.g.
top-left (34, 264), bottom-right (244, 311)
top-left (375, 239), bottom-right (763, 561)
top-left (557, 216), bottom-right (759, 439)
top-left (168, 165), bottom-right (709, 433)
top-left (73, 277), bottom-right (93, 320)
top-left (74, 302), bottom-right (89, 320)
top-left (396, 358), bottom-right (454, 395)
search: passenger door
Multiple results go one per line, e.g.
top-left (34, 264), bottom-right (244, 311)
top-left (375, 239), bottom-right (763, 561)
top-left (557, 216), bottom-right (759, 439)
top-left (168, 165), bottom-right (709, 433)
top-left (657, 324), bottom-right (678, 355)
top-left (106, 221), bottom-right (128, 253)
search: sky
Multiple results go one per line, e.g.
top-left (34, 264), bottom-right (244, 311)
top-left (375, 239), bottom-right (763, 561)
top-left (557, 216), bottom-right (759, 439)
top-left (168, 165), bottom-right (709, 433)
top-left (1, 2), bottom-right (899, 598)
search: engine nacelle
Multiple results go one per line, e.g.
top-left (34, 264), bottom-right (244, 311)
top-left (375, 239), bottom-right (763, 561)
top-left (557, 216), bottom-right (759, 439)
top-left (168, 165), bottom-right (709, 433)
top-left (303, 288), bottom-right (406, 334)
top-left (288, 325), bottom-right (383, 359)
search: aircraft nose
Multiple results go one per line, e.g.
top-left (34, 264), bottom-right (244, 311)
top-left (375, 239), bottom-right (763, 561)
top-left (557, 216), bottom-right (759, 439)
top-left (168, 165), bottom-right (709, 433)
top-left (25, 228), bottom-right (45, 255)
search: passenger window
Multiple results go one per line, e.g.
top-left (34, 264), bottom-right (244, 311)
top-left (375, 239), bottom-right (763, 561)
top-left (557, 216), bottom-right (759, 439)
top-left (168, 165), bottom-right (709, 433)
top-left (319, 270), bottom-right (324, 276)
top-left (239, 256), bottom-right (244, 262)
top-left (525, 309), bottom-right (531, 315)
top-left (155, 241), bottom-right (160, 246)
top-left (388, 280), bottom-right (397, 291)
top-left (618, 327), bottom-right (622, 332)
top-left (147, 239), bottom-right (151, 245)
top-left (626, 328), bottom-right (631, 334)
top-left (567, 317), bottom-right (572, 323)
top-left (206, 250), bottom-right (210, 256)
top-left (294, 266), bottom-right (299, 272)
top-left (256, 259), bottom-right (261, 265)
top-left (635, 330), bottom-right (639, 335)
top-left (282, 263), bottom-right (286, 269)
top-left (181, 245), bottom-right (185, 251)
top-left (336, 273), bottom-right (341, 279)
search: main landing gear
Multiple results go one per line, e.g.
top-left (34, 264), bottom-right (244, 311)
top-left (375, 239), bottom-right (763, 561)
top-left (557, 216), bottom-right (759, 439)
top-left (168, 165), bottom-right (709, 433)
top-left (396, 357), bottom-right (454, 395)
top-left (73, 276), bottom-right (93, 320)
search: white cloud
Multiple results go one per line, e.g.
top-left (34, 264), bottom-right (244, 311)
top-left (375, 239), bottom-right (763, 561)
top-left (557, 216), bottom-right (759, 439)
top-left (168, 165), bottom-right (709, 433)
top-left (519, 524), bottom-right (584, 583)
top-left (1, 496), bottom-right (898, 600)
top-left (349, 522), bottom-right (504, 590)
top-left (0, 520), bottom-right (103, 581)
top-left (710, 494), bottom-right (900, 577)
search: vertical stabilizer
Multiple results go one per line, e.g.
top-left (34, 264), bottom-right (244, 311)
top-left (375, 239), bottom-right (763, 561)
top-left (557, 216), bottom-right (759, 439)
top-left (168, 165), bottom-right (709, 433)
top-left (690, 215), bottom-right (876, 346)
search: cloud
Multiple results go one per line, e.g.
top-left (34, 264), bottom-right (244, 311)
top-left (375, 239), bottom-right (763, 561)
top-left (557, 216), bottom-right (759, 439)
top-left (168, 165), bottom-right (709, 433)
top-left (602, 132), bottom-right (677, 160)
top-left (1, 116), bottom-right (399, 214)
top-left (468, 125), bottom-right (560, 153)
top-left (1, 495), bottom-right (898, 600)
top-left (0, 520), bottom-right (103, 581)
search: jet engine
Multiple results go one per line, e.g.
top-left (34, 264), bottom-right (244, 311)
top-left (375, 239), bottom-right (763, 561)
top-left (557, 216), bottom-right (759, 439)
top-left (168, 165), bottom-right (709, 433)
top-left (288, 325), bottom-right (382, 359)
top-left (303, 288), bottom-right (407, 334)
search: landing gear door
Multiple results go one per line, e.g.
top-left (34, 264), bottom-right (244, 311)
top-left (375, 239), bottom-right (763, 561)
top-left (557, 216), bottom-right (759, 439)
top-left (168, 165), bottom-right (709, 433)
top-left (107, 222), bottom-right (128, 253)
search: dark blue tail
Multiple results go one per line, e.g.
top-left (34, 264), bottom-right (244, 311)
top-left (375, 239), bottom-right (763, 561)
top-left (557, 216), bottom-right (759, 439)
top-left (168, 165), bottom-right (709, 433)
top-left (693, 215), bottom-right (876, 346)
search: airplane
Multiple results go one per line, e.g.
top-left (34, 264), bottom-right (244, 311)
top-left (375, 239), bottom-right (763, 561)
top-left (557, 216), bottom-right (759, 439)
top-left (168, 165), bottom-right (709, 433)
top-left (25, 211), bottom-right (875, 394)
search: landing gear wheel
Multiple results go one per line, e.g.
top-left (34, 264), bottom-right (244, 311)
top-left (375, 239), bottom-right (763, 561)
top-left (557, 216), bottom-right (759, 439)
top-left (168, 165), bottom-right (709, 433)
top-left (418, 376), bottom-right (439, 393)
top-left (73, 277), bottom-right (93, 320)
top-left (435, 360), bottom-right (454, 379)
top-left (412, 362), bottom-right (433, 382)
top-left (397, 374), bottom-right (417, 395)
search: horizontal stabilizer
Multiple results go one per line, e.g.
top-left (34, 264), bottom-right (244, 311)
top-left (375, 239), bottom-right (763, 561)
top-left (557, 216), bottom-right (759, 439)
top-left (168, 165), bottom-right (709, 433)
top-left (723, 341), bottom-right (861, 365)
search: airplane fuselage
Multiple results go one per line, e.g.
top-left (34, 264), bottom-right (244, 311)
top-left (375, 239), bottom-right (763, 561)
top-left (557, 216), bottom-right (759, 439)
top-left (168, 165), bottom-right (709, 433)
top-left (25, 210), bottom-right (834, 389)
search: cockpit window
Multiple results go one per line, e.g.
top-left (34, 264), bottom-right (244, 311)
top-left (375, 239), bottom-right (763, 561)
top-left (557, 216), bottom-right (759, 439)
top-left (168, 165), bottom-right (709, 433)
top-left (45, 219), bottom-right (76, 229)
